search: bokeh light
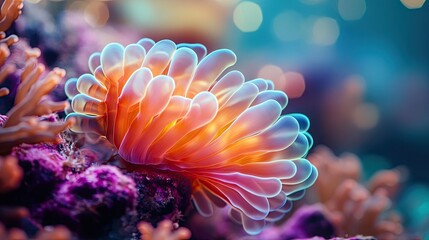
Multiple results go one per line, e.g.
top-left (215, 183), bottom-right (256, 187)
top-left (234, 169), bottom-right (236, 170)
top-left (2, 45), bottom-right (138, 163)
top-left (338, 0), bottom-right (367, 21)
top-left (257, 65), bottom-right (305, 98)
top-left (233, 1), bottom-right (263, 32)
top-left (283, 72), bottom-right (306, 98)
top-left (400, 0), bottom-right (426, 9)
top-left (311, 17), bottom-right (340, 46)
top-left (273, 11), bottom-right (304, 41)
top-left (117, 0), bottom-right (153, 28)
top-left (84, 1), bottom-right (109, 27)
top-left (67, 0), bottom-right (87, 11)
top-left (353, 103), bottom-right (379, 130)
top-left (257, 64), bottom-right (284, 82)
top-left (115, 0), bottom-right (233, 46)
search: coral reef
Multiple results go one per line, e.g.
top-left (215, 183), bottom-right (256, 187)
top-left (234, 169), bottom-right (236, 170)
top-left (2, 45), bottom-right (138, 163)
top-left (269, 204), bottom-right (336, 240)
top-left (1, 1), bottom-right (423, 239)
top-left (0, 51), bottom-right (72, 154)
top-left (35, 165), bottom-right (137, 238)
top-left (0, 0), bottom-right (72, 154)
top-left (186, 203), bottom-right (376, 240)
top-left (66, 38), bottom-right (317, 235)
top-left (127, 168), bottom-right (192, 225)
top-left (307, 146), bottom-right (403, 239)
top-left (0, 3), bottom-right (77, 237)
top-left (0, 143), bottom-right (66, 206)
top-left (1, 8), bottom-right (192, 237)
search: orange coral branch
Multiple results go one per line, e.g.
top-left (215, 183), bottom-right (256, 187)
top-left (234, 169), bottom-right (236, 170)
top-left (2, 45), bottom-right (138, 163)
top-left (0, 117), bottom-right (73, 155)
top-left (0, 46), bottom-right (72, 155)
top-left (0, 33), bottom-right (18, 97)
top-left (6, 64), bottom-right (68, 126)
top-left (308, 145), bottom-right (404, 238)
top-left (6, 67), bottom-right (68, 126)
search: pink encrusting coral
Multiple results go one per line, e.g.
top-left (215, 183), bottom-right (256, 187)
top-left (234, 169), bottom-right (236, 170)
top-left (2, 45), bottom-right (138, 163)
top-left (66, 39), bottom-right (317, 235)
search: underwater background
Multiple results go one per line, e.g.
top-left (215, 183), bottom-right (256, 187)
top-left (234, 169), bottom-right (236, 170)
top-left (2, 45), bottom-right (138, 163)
top-left (0, 0), bottom-right (428, 239)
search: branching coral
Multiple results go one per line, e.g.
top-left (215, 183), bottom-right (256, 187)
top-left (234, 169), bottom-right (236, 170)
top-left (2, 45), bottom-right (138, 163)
top-left (0, 4), bottom-right (76, 237)
top-left (138, 220), bottom-right (191, 240)
top-left (0, 32), bottom-right (18, 97)
top-left (0, 0), bottom-right (71, 155)
top-left (324, 180), bottom-right (402, 239)
top-left (65, 39), bottom-right (317, 235)
top-left (0, 51), bottom-right (73, 155)
top-left (307, 146), bottom-right (403, 239)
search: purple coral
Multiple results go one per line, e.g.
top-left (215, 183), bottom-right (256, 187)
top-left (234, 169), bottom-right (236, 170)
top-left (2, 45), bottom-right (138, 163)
top-left (35, 165), bottom-right (137, 238)
top-left (0, 143), bottom-right (65, 206)
top-left (277, 204), bottom-right (336, 240)
top-left (127, 168), bottom-right (192, 225)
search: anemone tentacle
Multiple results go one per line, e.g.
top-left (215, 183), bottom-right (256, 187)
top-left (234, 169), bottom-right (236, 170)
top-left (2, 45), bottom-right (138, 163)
top-left (66, 39), bottom-right (317, 235)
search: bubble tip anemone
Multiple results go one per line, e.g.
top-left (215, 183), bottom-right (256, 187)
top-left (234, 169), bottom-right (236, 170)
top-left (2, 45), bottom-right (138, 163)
top-left (66, 38), bottom-right (317, 234)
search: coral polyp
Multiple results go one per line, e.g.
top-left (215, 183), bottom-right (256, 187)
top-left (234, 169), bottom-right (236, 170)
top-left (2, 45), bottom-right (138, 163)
top-left (66, 39), bottom-right (317, 235)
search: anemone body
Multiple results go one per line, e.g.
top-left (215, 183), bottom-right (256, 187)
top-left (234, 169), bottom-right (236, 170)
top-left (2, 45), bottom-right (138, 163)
top-left (66, 39), bottom-right (317, 235)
